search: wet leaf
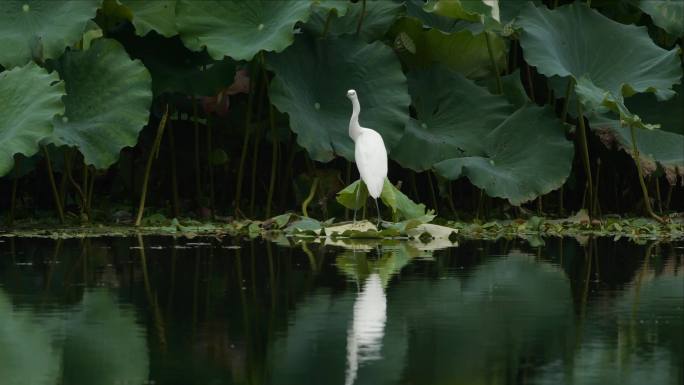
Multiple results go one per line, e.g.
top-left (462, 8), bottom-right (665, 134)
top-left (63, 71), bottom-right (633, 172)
top-left (0, 63), bottom-right (65, 177)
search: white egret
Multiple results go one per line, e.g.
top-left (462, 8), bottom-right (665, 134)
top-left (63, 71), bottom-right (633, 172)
top-left (346, 89), bottom-right (387, 225)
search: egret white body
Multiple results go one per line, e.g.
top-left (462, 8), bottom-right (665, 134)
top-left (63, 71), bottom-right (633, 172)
top-left (346, 89), bottom-right (387, 224)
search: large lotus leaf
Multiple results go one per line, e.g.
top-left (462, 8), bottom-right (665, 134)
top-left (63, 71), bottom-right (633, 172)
top-left (639, 0), bottom-right (684, 37)
top-left (176, 0), bottom-right (312, 61)
top-left (121, 33), bottom-right (235, 96)
top-left (304, 0), bottom-right (404, 42)
top-left (389, 16), bottom-right (506, 79)
top-left (0, 63), bottom-right (65, 177)
top-left (406, 0), bottom-right (478, 33)
top-left (392, 68), bottom-right (514, 171)
top-left (49, 38), bottom-right (152, 169)
top-left (434, 103), bottom-right (573, 205)
top-left (517, 3), bottom-right (682, 128)
top-left (0, 0), bottom-right (101, 68)
top-left (62, 290), bottom-right (149, 385)
top-left (267, 35), bottom-right (410, 162)
top-left (590, 93), bottom-right (684, 185)
top-left (120, 0), bottom-right (178, 37)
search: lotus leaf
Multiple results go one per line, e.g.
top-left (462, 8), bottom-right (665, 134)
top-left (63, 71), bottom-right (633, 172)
top-left (49, 38), bottom-right (152, 170)
top-left (336, 179), bottom-right (431, 221)
top-left (0, 63), bottom-right (65, 177)
top-left (120, 0), bottom-right (178, 37)
top-left (267, 35), bottom-right (410, 162)
top-left (589, 84), bottom-right (683, 184)
top-left (517, 2), bottom-right (682, 128)
top-left (392, 68), bottom-right (513, 171)
top-left (304, 0), bottom-right (404, 41)
top-left (639, 0), bottom-right (684, 37)
top-left (176, 0), bottom-right (312, 61)
top-left (389, 16), bottom-right (506, 79)
top-left (433, 103), bottom-right (573, 206)
top-left (0, 0), bottom-right (101, 68)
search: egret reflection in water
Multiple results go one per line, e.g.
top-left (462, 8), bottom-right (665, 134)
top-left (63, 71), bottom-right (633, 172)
top-left (345, 273), bottom-right (387, 385)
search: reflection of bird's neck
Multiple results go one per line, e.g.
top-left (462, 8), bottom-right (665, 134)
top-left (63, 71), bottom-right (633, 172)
top-left (349, 97), bottom-right (362, 141)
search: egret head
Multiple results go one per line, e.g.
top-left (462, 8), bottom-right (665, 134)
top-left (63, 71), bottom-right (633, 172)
top-left (346, 89), bottom-right (357, 99)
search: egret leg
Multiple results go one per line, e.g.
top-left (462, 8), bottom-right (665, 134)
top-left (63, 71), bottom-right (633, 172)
top-left (374, 198), bottom-right (381, 227)
top-left (353, 184), bottom-right (360, 224)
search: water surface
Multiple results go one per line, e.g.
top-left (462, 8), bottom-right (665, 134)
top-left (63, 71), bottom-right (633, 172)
top-left (0, 236), bottom-right (681, 385)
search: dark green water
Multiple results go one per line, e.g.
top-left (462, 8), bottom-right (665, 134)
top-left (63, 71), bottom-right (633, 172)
top-left (0, 236), bottom-right (681, 385)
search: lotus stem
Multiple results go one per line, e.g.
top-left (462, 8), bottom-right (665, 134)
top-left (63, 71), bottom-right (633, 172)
top-left (82, 159), bottom-right (88, 215)
top-left (266, 103), bottom-right (278, 218)
top-left (168, 114), bottom-right (180, 218)
top-left (302, 177), bottom-right (319, 217)
top-left (654, 177), bottom-right (663, 214)
top-left (485, 31), bottom-right (503, 94)
top-left (42, 146), bottom-right (65, 223)
top-left (561, 78), bottom-right (575, 122)
top-left (525, 62), bottom-right (536, 102)
top-left (447, 181), bottom-right (457, 217)
top-left (592, 158), bottom-right (601, 217)
top-left (665, 184), bottom-right (673, 212)
top-left (279, 134), bottom-right (296, 209)
top-left (250, 70), bottom-right (268, 216)
top-left (629, 125), bottom-right (664, 223)
top-left (322, 9), bottom-right (334, 38)
top-left (537, 196), bottom-right (542, 215)
top-left (86, 166), bottom-right (95, 221)
top-left (476, 188), bottom-right (484, 221)
top-left (410, 172), bottom-right (420, 202)
top-left (192, 96), bottom-right (202, 208)
top-left (207, 117), bottom-right (215, 219)
top-left (427, 171), bottom-right (438, 214)
top-left (235, 61), bottom-right (257, 215)
top-left (356, 0), bottom-right (367, 36)
top-left (7, 161), bottom-right (19, 226)
top-left (135, 104), bottom-right (169, 226)
top-left (64, 150), bottom-right (86, 214)
top-left (576, 103), bottom-right (594, 217)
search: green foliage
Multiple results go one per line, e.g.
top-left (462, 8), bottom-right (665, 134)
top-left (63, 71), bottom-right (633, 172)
top-left (638, 0), bottom-right (684, 37)
top-left (517, 2), bottom-right (682, 128)
top-left (434, 104), bottom-right (573, 205)
top-left (336, 179), bottom-right (432, 222)
top-left (176, 0), bottom-right (312, 61)
top-left (267, 35), bottom-right (410, 162)
top-left (0, 0), bottom-right (101, 68)
top-left (389, 16), bottom-right (506, 78)
top-left (48, 38), bottom-right (152, 170)
top-left (120, 0), bottom-right (178, 37)
top-left (0, 63), bottom-right (65, 176)
top-left (392, 67), bottom-right (513, 171)
top-left (0, 0), bottom-right (683, 222)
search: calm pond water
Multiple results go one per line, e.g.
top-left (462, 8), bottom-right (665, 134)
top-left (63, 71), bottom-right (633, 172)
top-left (0, 236), bottom-right (681, 385)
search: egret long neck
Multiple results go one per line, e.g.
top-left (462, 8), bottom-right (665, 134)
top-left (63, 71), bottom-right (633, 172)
top-left (349, 97), bottom-right (362, 141)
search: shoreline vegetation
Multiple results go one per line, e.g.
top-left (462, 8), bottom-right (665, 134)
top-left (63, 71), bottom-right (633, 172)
top-left (2, 211), bottom-right (682, 242)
